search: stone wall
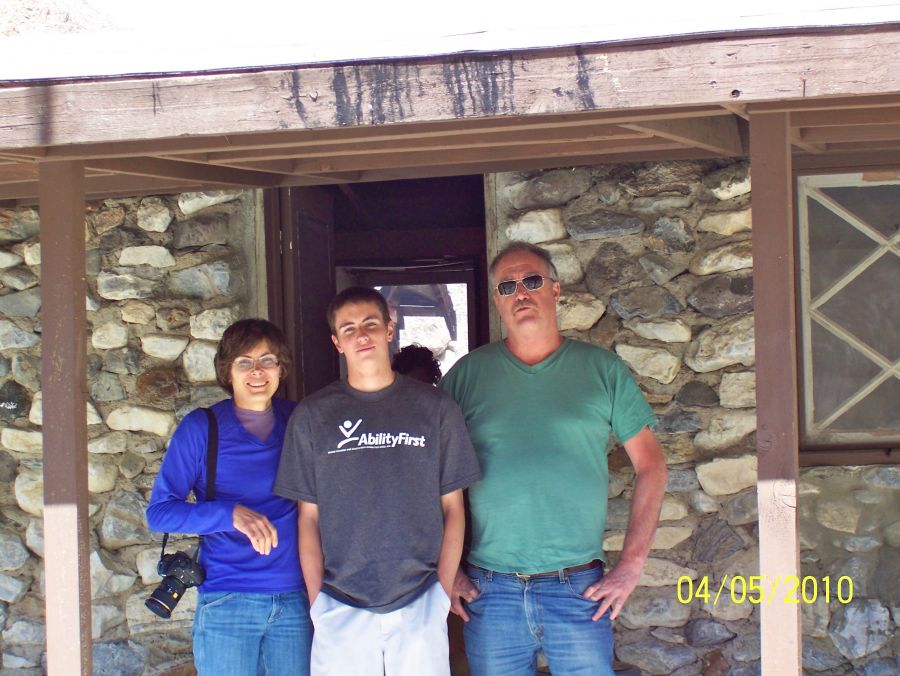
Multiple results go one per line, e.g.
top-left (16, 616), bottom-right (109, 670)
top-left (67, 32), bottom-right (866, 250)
top-left (0, 190), bottom-right (261, 674)
top-left (490, 161), bottom-right (899, 675)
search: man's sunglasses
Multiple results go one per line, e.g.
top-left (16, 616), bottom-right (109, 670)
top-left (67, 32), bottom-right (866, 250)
top-left (495, 275), bottom-right (553, 296)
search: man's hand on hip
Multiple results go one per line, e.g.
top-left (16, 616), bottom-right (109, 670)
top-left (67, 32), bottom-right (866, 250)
top-left (583, 559), bottom-right (642, 621)
top-left (449, 568), bottom-right (479, 622)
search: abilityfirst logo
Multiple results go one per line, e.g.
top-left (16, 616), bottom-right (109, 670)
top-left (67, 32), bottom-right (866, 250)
top-left (330, 418), bottom-right (427, 454)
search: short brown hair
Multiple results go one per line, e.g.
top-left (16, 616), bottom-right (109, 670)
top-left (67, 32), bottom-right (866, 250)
top-left (326, 287), bottom-right (391, 334)
top-left (489, 241), bottom-right (559, 286)
top-left (214, 318), bottom-right (291, 393)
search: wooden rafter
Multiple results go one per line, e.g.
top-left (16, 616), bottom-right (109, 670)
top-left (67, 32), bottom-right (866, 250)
top-left (621, 117), bottom-right (744, 156)
top-left (83, 157), bottom-right (284, 187)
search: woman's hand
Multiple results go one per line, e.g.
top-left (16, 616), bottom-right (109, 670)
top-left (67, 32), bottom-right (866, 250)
top-left (233, 504), bottom-right (278, 555)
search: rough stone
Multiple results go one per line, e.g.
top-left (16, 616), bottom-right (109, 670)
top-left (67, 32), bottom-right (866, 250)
top-left (856, 658), bottom-right (900, 676)
top-left (88, 456), bottom-right (118, 493)
top-left (0, 319), bottom-right (39, 349)
top-left (688, 490), bottom-right (719, 513)
top-left (177, 190), bottom-right (241, 216)
top-left (638, 558), bottom-right (698, 587)
top-left (1, 617), bottom-right (45, 646)
top-left (91, 550), bottom-right (136, 599)
top-left (615, 637), bottom-right (697, 675)
top-left (564, 193), bottom-right (645, 239)
top-left (120, 300), bottom-right (156, 324)
top-left (91, 321), bottom-right (129, 350)
top-left (137, 197), bottom-right (173, 232)
top-left (189, 385), bottom-right (228, 410)
top-left (0, 380), bottom-right (30, 421)
top-left (831, 555), bottom-right (876, 598)
top-left (91, 606), bottom-right (126, 640)
top-left (506, 168), bottom-right (593, 209)
top-left (801, 595), bottom-right (830, 638)
top-left (684, 316), bottom-right (755, 372)
top-left (28, 391), bottom-right (103, 426)
top-left (684, 618), bottom-right (734, 647)
top-left (719, 372), bottom-right (756, 409)
top-left (14, 471), bottom-right (43, 516)
top-left (884, 520), bottom-right (900, 548)
top-left (654, 409), bottom-right (702, 434)
top-left (100, 491), bottom-right (152, 549)
top-left (694, 410), bottom-right (756, 451)
top-left (638, 253), bottom-right (687, 286)
top-left (801, 637), bottom-right (847, 673)
top-left (102, 347), bottom-right (141, 375)
top-left (0, 266), bottom-right (39, 291)
top-left (616, 344), bottom-right (680, 384)
top-left (92, 639), bottom-right (146, 675)
top-left (0, 250), bottom-right (23, 268)
top-left (505, 209), bottom-right (566, 243)
top-left (650, 626), bottom-right (686, 644)
top-left (22, 241), bottom-right (41, 265)
top-left (731, 631), bottom-right (761, 662)
top-left (701, 592), bottom-right (754, 621)
top-left (183, 341), bottom-right (218, 382)
top-left (118, 452), bottom-right (146, 480)
top-left (863, 465), bottom-right (900, 489)
top-left (0, 208), bottom-right (40, 244)
top-left (650, 216), bottom-right (695, 252)
top-left (167, 261), bottom-right (234, 300)
top-left (0, 530), bottom-right (29, 571)
top-left (190, 307), bottom-right (237, 340)
top-left (0, 449), bottom-right (15, 482)
top-left (675, 381), bottom-right (718, 407)
top-left (693, 519), bottom-right (745, 562)
top-left (619, 588), bottom-right (693, 628)
top-left (0, 572), bottom-right (28, 603)
top-left (96, 271), bottom-right (157, 300)
top-left (625, 318), bottom-right (691, 343)
top-left (173, 213), bottom-right (231, 249)
top-left (631, 195), bottom-right (693, 213)
top-left (136, 547), bottom-right (162, 584)
top-left (687, 272), bottom-right (754, 318)
top-left (840, 535), bottom-right (881, 552)
top-left (119, 245), bottom-right (175, 268)
top-left (540, 242), bottom-right (583, 285)
top-left (604, 525), bottom-right (693, 552)
top-left (722, 489), bottom-right (758, 526)
top-left (156, 306), bottom-right (191, 331)
top-left (689, 240), bottom-right (753, 276)
top-left (608, 471), bottom-right (626, 498)
top-left (126, 586), bottom-right (196, 634)
top-left (136, 367), bottom-right (180, 401)
top-left (557, 293), bottom-right (605, 331)
top-left (0, 287), bottom-right (41, 317)
top-left (667, 469), bottom-right (700, 492)
top-left (90, 371), bottom-right (126, 402)
top-left (705, 165), bottom-right (751, 200)
top-left (816, 499), bottom-right (863, 534)
top-left (828, 599), bottom-right (893, 659)
top-left (697, 209), bottom-right (752, 235)
top-left (584, 243), bottom-right (647, 299)
top-left (696, 455), bottom-right (757, 496)
top-left (106, 406), bottom-right (174, 437)
top-left (141, 333), bottom-right (189, 361)
top-left (87, 205), bottom-right (125, 234)
top-left (610, 286), bottom-right (684, 320)
top-left (1, 428), bottom-right (42, 452)
top-left (88, 432), bottom-right (128, 455)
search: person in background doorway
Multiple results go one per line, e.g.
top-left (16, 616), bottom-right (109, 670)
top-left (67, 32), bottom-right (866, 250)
top-left (275, 287), bottom-right (481, 676)
top-left (146, 319), bottom-right (311, 676)
top-left (440, 241), bottom-right (668, 676)
top-left (392, 343), bottom-right (442, 385)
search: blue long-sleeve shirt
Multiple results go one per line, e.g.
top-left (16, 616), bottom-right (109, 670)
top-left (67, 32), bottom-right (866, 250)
top-left (146, 397), bottom-right (303, 593)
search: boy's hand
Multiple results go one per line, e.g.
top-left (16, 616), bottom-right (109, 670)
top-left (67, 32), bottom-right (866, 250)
top-left (449, 568), bottom-right (479, 622)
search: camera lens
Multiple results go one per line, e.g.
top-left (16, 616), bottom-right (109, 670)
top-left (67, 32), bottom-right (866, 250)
top-left (145, 576), bottom-right (188, 619)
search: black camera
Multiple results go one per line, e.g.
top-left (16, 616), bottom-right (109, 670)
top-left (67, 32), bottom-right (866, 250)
top-left (144, 549), bottom-right (206, 619)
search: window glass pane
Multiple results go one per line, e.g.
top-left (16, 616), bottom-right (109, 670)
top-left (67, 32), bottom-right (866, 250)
top-left (810, 322), bottom-right (882, 424)
top-left (831, 378), bottom-right (900, 432)
top-left (806, 198), bottom-right (877, 299)
top-left (820, 185), bottom-right (900, 238)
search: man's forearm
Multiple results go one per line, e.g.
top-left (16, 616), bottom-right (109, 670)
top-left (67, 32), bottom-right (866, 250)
top-left (619, 455), bottom-right (667, 570)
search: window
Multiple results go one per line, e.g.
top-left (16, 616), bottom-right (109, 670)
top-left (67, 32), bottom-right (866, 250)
top-left (797, 172), bottom-right (900, 449)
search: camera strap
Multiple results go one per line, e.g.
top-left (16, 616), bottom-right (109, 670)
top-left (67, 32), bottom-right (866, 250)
top-left (159, 407), bottom-right (219, 564)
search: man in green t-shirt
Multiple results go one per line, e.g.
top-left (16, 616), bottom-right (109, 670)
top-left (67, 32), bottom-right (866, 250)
top-left (440, 241), bottom-right (668, 675)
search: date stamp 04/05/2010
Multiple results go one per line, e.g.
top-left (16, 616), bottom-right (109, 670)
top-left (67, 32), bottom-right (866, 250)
top-left (676, 575), bottom-right (854, 606)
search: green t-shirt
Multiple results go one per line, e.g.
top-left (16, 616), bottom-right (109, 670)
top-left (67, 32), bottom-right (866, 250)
top-left (440, 339), bottom-right (656, 573)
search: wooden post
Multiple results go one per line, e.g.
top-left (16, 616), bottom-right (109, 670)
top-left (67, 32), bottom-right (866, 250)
top-left (749, 113), bottom-right (802, 674)
top-left (39, 161), bottom-right (92, 675)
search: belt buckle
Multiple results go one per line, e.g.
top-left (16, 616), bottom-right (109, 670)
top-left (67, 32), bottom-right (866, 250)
top-left (514, 572), bottom-right (533, 581)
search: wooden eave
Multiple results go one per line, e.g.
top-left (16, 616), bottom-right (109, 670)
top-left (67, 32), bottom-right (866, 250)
top-left (1, 25), bottom-right (899, 203)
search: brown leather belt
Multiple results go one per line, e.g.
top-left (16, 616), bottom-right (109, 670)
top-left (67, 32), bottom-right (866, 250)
top-left (472, 559), bottom-right (602, 581)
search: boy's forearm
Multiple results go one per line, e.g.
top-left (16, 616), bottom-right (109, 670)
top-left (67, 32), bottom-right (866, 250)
top-left (298, 502), bottom-right (324, 602)
top-left (437, 490), bottom-right (466, 595)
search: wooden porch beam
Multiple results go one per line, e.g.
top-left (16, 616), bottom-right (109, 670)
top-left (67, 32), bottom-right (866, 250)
top-left (793, 149), bottom-right (900, 173)
top-left (622, 116), bottom-right (744, 155)
top-left (749, 112), bottom-right (801, 675)
top-left (39, 160), bottom-right (92, 676)
top-left (84, 157), bottom-right (284, 186)
top-left (800, 123), bottom-right (900, 143)
top-left (791, 106), bottom-right (900, 128)
top-left (1, 28), bottom-right (897, 149)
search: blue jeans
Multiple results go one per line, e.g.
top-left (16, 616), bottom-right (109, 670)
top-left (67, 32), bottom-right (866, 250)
top-left (193, 590), bottom-right (312, 676)
top-left (463, 564), bottom-right (614, 676)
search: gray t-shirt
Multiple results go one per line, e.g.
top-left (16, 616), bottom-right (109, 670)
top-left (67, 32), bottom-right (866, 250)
top-left (274, 374), bottom-right (482, 613)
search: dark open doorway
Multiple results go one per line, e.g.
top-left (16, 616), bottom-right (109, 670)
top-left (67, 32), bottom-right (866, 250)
top-left (265, 175), bottom-right (489, 399)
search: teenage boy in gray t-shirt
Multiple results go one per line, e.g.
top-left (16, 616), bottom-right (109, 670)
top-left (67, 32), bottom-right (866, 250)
top-left (274, 287), bottom-right (481, 676)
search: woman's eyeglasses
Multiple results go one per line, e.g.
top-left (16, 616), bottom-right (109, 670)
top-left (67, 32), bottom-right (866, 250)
top-left (495, 275), bottom-right (553, 296)
top-left (233, 356), bottom-right (280, 372)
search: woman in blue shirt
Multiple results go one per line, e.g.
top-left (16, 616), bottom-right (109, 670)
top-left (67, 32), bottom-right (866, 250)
top-left (147, 319), bottom-right (311, 675)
